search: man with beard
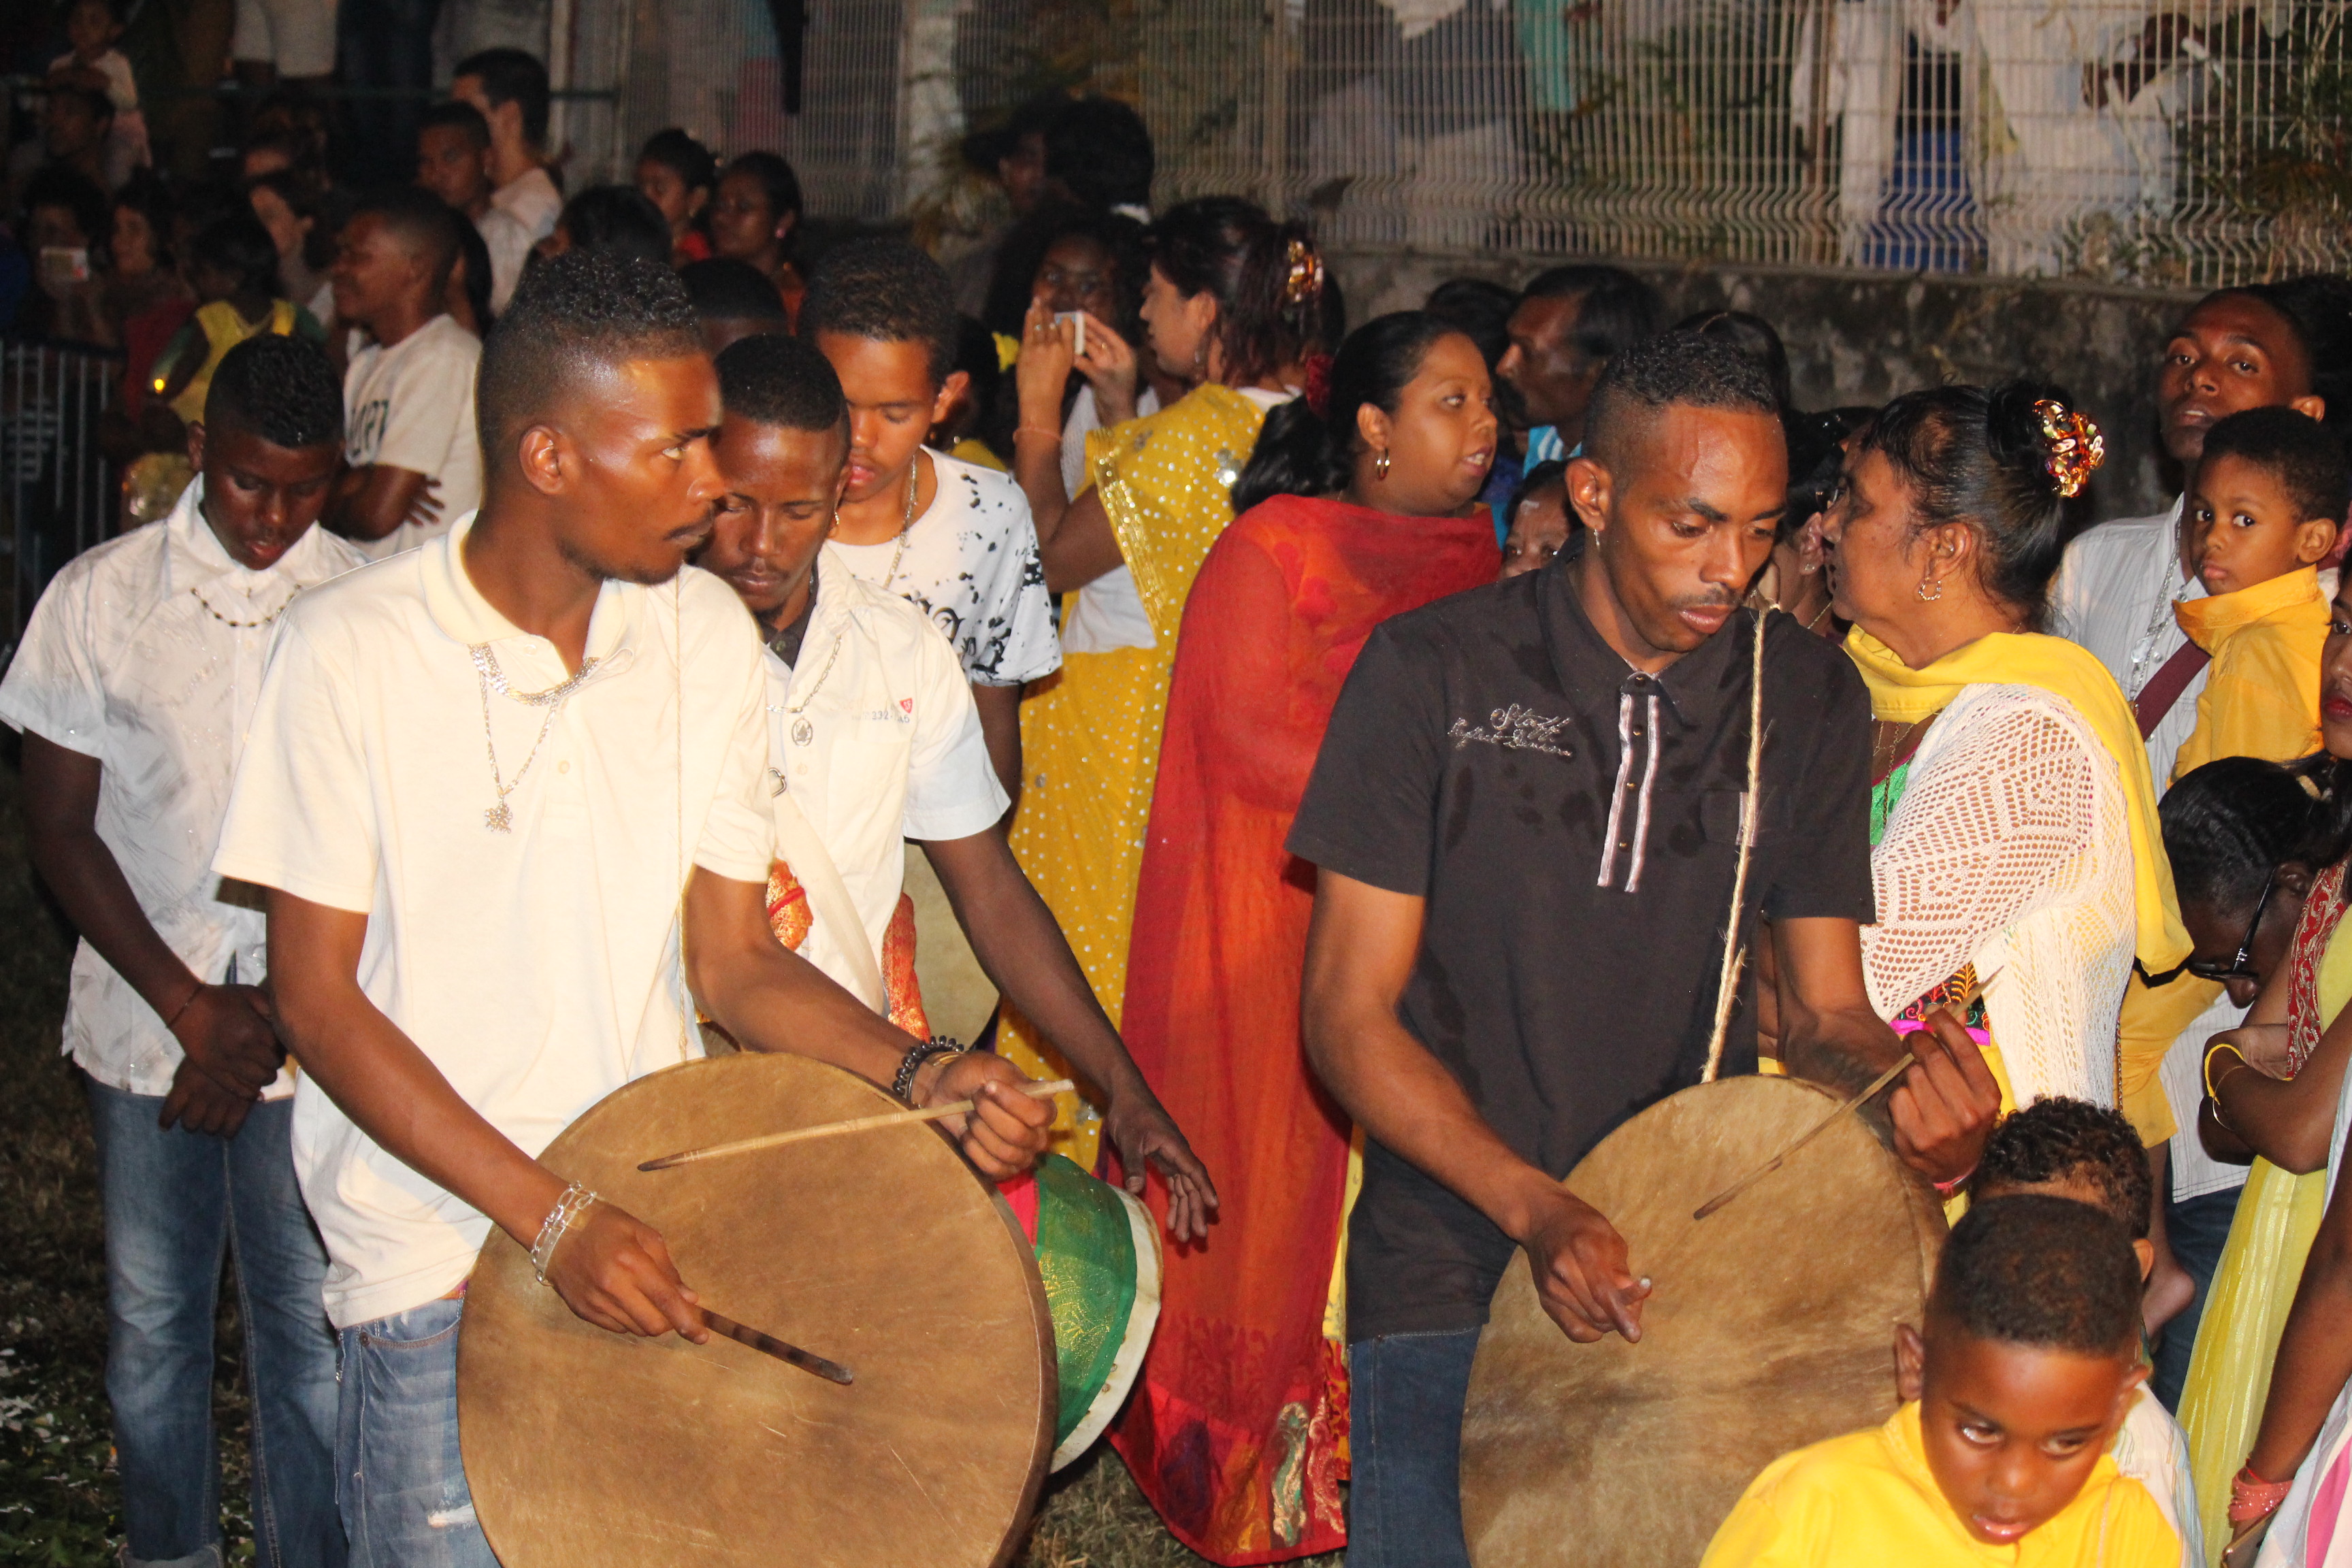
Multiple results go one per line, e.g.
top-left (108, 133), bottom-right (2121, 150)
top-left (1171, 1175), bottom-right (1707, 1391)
top-left (212, 252), bottom-right (1050, 1565)
top-left (1288, 331), bottom-right (1999, 1567)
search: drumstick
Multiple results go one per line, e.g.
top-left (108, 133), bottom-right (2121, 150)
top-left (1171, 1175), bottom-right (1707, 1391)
top-left (703, 1308), bottom-right (855, 1386)
top-left (1690, 1054), bottom-right (1914, 1222)
top-left (637, 1079), bottom-right (1076, 1172)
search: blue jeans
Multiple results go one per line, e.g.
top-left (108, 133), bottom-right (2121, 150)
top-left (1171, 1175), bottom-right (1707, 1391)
top-left (2154, 1181), bottom-right (2247, 1411)
top-left (1346, 1327), bottom-right (1482, 1568)
top-left (337, 1296), bottom-right (499, 1567)
top-left (85, 1078), bottom-right (344, 1568)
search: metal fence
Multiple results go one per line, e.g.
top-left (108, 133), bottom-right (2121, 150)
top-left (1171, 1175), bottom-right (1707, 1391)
top-left (3, 342), bottom-right (118, 652)
top-left (593, 0), bottom-right (2352, 290)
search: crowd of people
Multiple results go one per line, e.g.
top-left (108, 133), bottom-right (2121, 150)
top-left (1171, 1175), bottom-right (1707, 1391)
top-left (14, 20), bottom-right (2352, 1568)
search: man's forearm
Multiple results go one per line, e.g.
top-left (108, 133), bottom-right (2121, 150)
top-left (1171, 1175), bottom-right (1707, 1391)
top-left (969, 684), bottom-right (1024, 812)
top-left (32, 822), bottom-right (201, 1012)
top-left (1778, 1002), bottom-right (1904, 1100)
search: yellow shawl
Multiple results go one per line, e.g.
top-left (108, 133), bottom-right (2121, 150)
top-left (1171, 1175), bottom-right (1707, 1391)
top-left (1847, 627), bottom-right (2192, 974)
top-left (1085, 382), bottom-right (1271, 640)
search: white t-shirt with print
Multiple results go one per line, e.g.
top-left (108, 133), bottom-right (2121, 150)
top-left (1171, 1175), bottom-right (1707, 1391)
top-left (212, 515), bottom-right (777, 1328)
top-left (828, 448), bottom-right (1061, 688)
top-left (344, 312), bottom-right (483, 561)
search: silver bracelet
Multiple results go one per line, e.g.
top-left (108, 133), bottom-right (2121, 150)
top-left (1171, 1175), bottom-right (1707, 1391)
top-left (529, 1181), bottom-right (598, 1285)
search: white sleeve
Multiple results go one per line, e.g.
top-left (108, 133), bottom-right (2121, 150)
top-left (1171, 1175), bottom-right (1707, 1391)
top-left (902, 619), bottom-right (1009, 841)
top-left (1861, 696), bottom-right (2104, 1019)
top-left (212, 615), bottom-right (380, 911)
top-left (0, 561), bottom-right (105, 757)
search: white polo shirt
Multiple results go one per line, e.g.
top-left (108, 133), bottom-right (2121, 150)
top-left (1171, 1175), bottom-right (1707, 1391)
top-left (213, 513), bottom-right (775, 1328)
top-left (0, 478), bottom-right (365, 1098)
top-left (766, 553), bottom-right (1008, 992)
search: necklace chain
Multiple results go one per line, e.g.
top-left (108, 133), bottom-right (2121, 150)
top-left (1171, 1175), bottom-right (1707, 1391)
top-left (470, 644), bottom-right (602, 832)
top-left (189, 582), bottom-right (296, 629)
top-left (876, 459), bottom-right (917, 592)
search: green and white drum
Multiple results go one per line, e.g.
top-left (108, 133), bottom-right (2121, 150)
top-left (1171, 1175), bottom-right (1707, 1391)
top-left (999, 1154), bottom-right (1163, 1469)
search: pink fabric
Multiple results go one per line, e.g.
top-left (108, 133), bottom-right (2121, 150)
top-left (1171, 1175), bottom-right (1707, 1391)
top-left (2310, 1446), bottom-right (2352, 1567)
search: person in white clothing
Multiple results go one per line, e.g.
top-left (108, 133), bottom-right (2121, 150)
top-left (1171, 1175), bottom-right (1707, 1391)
top-left (2051, 279), bottom-right (2342, 1405)
top-left (700, 333), bottom-right (1217, 1235)
top-left (210, 252), bottom-right (1050, 1565)
top-left (0, 334), bottom-right (362, 1568)
top-left (414, 100), bottom-right (536, 313)
top-left (451, 48), bottom-right (562, 244)
top-left (327, 186), bottom-right (483, 559)
top-left (802, 240), bottom-right (1062, 802)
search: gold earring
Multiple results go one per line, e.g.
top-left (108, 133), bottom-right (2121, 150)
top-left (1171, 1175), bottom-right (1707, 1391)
top-left (1374, 449), bottom-right (1391, 480)
top-left (1915, 572), bottom-right (1943, 603)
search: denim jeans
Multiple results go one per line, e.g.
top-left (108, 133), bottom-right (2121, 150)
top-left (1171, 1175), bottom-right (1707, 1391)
top-left (1346, 1327), bottom-right (1483, 1568)
top-left (337, 1296), bottom-right (500, 1568)
top-left (84, 1078), bottom-right (344, 1568)
top-left (2153, 1181), bottom-right (2247, 1411)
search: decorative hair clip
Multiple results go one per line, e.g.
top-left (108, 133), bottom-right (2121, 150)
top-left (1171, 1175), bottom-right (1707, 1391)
top-left (1282, 238), bottom-right (1325, 310)
top-left (2033, 399), bottom-right (2104, 499)
top-left (1303, 353), bottom-right (1334, 419)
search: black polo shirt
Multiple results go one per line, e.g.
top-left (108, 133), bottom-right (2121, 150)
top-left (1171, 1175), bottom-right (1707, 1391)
top-left (1286, 546), bottom-right (1875, 1340)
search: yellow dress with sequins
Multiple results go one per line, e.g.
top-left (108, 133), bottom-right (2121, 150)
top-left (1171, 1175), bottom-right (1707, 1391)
top-left (1000, 384), bottom-right (1273, 1167)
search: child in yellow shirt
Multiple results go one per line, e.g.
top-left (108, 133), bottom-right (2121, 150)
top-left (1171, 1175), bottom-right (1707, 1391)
top-left (1702, 1196), bottom-right (2180, 1567)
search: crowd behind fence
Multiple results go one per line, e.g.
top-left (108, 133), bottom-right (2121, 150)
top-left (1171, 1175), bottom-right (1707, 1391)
top-left (2, 341), bottom-right (116, 652)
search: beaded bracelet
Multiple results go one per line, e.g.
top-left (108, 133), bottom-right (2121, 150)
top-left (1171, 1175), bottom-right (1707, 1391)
top-left (529, 1181), bottom-right (598, 1286)
top-left (2230, 1465), bottom-right (2293, 1527)
top-left (892, 1038), bottom-right (966, 1101)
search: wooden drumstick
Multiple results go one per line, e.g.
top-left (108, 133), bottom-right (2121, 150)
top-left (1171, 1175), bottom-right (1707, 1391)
top-left (638, 1079), bottom-right (1076, 1172)
top-left (702, 1308), bottom-right (855, 1385)
top-left (1690, 1054), bottom-right (1914, 1222)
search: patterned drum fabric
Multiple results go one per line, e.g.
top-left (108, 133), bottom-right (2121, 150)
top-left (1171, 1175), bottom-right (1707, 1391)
top-left (1000, 1154), bottom-right (1164, 1470)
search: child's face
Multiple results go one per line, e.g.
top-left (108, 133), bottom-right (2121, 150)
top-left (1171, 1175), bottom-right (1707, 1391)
top-left (1501, 480), bottom-right (1570, 579)
top-left (813, 331), bottom-right (960, 506)
top-left (1904, 1319), bottom-right (2142, 1547)
top-left (66, 2), bottom-right (119, 58)
top-left (700, 414), bottom-right (849, 619)
top-left (2189, 451), bottom-right (2338, 596)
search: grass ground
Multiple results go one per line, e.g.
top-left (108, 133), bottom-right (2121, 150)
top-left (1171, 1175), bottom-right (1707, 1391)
top-left (0, 751), bottom-right (1338, 1566)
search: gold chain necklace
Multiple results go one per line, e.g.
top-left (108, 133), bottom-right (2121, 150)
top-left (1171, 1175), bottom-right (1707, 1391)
top-left (469, 644), bottom-right (603, 832)
top-left (875, 461), bottom-right (917, 592)
top-left (190, 583), bottom-right (296, 629)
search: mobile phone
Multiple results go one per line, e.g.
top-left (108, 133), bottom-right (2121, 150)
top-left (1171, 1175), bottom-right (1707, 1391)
top-left (1055, 310), bottom-right (1086, 355)
top-left (39, 246), bottom-right (90, 287)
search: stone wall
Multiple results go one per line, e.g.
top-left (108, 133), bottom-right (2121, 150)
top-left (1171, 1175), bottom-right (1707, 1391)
top-left (1326, 248), bottom-right (2204, 522)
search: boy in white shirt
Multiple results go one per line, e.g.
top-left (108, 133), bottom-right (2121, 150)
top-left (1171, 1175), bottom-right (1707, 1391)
top-left (701, 332), bottom-right (1215, 1236)
top-left (450, 48), bottom-right (563, 244)
top-left (1, 334), bottom-right (364, 1568)
top-left (211, 252), bottom-right (1049, 1565)
top-left (327, 186), bottom-right (483, 559)
top-left (414, 100), bottom-right (536, 313)
top-left (802, 240), bottom-right (1062, 802)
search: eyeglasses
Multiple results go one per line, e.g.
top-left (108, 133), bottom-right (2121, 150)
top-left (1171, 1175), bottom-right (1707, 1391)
top-left (2185, 866), bottom-right (2279, 984)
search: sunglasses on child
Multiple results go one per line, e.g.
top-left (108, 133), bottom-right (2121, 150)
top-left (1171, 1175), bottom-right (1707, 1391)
top-left (2184, 866), bottom-right (2278, 984)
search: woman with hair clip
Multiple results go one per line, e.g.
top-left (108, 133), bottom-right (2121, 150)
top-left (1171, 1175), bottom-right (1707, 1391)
top-left (1108, 313), bottom-right (1499, 1563)
top-left (2209, 596), bottom-right (2352, 1566)
top-left (1820, 380), bottom-right (2190, 1115)
top-left (996, 197), bottom-right (1325, 1171)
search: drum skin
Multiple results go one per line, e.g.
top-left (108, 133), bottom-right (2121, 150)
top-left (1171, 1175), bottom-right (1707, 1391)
top-left (458, 1051), bottom-right (1054, 1568)
top-left (1460, 1075), bottom-right (1945, 1568)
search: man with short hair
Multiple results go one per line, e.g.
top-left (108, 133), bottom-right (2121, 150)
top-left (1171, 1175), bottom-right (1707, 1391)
top-left (1290, 332), bottom-right (1999, 1567)
top-left (451, 46), bottom-right (561, 246)
top-left (415, 99), bottom-right (535, 312)
top-left (327, 185), bottom-right (483, 558)
top-left (2, 333), bottom-right (364, 1568)
top-left (35, 77), bottom-right (114, 192)
top-left (1499, 263), bottom-right (1663, 469)
top-left (681, 257), bottom-right (789, 354)
top-left (212, 252), bottom-right (1050, 1564)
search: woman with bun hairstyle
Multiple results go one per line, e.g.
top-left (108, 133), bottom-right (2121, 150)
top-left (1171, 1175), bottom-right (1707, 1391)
top-left (1108, 313), bottom-right (1499, 1563)
top-left (1821, 380), bottom-right (2191, 1114)
top-left (996, 197), bottom-right (1324, 1174)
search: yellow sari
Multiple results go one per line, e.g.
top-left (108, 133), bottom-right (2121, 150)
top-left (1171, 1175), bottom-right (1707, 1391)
top-left (2178, 921), bottom-right (2350, 1565)
top-left (1000, 384), bottom-right (1273, 1166)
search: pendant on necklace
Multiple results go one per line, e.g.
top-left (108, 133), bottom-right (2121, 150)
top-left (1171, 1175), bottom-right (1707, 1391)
top-left (486, 801), bottom-right (513, 832)
top-left (791, 717), bottom-right (813, 747)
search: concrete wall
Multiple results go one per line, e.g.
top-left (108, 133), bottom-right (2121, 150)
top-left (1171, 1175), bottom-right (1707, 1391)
top-left (1327, 247), bottom-right (2204, 523)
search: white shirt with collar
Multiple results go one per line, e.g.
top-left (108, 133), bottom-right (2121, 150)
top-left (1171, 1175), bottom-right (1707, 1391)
top-left (766, 552), bottom-right (1009, 992)
top-left (490, 166), bottom-right (562, 244)
top-left (0, 478), bottom-right (365, 1099)
top-left (212, 512), bottom-right (775, 1328)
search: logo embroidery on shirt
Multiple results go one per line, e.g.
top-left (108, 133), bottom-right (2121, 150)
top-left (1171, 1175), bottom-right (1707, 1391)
top-left (899, 698), bottom-right (913, 714)
top-left (1448, 704), bottom-right (1572, 758)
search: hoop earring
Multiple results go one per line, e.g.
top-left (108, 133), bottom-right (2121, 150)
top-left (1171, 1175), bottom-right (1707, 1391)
top-left (1374, 449), bottom-right (1391, 481)
top-left (1915, 572), bottom-right (1944, 603)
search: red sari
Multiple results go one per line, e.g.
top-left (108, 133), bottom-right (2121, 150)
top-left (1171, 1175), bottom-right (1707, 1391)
top-left (1109, 493), bottom-right (1499, 1563)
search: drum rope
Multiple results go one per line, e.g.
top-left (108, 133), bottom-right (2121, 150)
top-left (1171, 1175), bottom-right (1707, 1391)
top-left (1701, 608), bottom-right (1768, 1084)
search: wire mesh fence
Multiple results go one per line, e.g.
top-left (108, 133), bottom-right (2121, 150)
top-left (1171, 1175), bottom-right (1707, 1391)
top-left (2, 341), bottom-right (118, 654)
top-left (599, 0), bottom-right (2352, 290)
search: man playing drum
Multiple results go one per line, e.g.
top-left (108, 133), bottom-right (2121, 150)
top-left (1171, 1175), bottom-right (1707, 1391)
top-left (212, 252), bottom-right (1051, 1566)
top-left (1288, 331), bottom-right (2003, 1567)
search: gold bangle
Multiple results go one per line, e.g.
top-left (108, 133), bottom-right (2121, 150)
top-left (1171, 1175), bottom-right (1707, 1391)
top-left (2204, 1042), bottom-right (2250, 1102)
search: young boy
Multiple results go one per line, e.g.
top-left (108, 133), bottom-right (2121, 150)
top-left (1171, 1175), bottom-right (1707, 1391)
top-left (0, 334), bottom-right (363, 1568)
top-left (699, 332), bottom-right (1215, 1234)
top-left (1702, 1195), bottom-right (2178, 1567)
top-left (1965, 1098), bottom-right (2203, 1567)
top-left (2170, 404), bottom-right (2346, 782)
top-left (800, 239), bottom-right (1061, 802)
top-left (327, 185), bottom-right (483, 559)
